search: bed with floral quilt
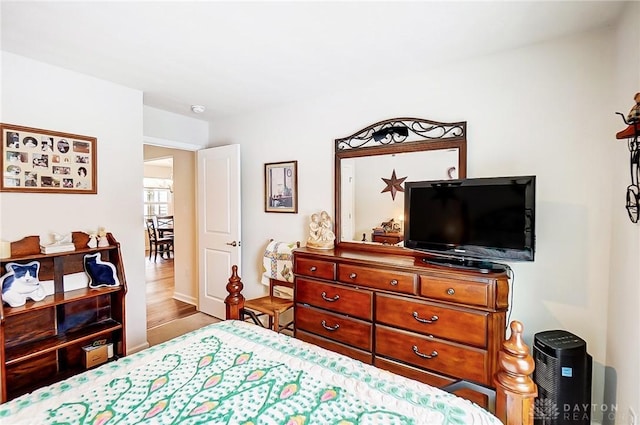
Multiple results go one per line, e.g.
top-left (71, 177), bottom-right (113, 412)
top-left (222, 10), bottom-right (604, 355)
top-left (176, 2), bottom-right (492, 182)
top-left (0, 320), bottom-right (511, 425)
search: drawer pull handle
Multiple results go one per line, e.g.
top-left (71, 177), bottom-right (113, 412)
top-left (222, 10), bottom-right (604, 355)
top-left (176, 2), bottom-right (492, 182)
top-left (310, 266), bottom-right (317, 272)
top-left (446, 288), bottom-right (455, 296)
top-left (389, 279), bottom-right (398, 286)
top-left (349, 273), bottom-right (357, 279)
top-left (412, 312), bottom-right (439, 324)
top-left (412, 346), bottom-right (438, 359)
top-left (321, 320), bottom-right (340, 331)
top-left (321, 292), bottom-right (340, 302)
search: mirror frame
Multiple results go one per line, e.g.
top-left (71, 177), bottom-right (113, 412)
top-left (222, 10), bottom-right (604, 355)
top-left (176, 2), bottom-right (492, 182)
top-left (334, 117), bottom-right (467, 255)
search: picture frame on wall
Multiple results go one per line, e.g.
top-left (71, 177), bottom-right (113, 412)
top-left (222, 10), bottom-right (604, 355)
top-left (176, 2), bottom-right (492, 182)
top-left (1, 123), bottom-right (97, 194)
top-left (265, 160), bottom-right (298, 213)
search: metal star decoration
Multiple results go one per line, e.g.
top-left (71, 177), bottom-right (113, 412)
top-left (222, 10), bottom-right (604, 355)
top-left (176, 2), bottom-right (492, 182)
top-left (381, 169), bottom-right (407, 200)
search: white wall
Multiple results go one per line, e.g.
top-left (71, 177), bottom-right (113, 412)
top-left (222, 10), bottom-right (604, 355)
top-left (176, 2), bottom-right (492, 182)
top-left (0, 52), bottom-right (147, 352)
top-left (607, 2), bottom-right (640, 424)
top-left (143, 163), bottom-right (173, 179)
top-left (212, 27), bottom-right (624, 420)
top-left (144, 106), bottom-right (209, 149)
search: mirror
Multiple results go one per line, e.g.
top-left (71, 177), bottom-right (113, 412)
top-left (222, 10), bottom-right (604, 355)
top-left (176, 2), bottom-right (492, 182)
top-left (335, 118), bottom-right (467, 253)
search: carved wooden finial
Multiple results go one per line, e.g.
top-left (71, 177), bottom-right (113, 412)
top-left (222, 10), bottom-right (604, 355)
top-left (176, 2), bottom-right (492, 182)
top-left (494, 320), bottom-right (538, 425)
top-left (496, 320), bottom-right (537, 393)
top-left (224, 265), bottom-right (244, 320)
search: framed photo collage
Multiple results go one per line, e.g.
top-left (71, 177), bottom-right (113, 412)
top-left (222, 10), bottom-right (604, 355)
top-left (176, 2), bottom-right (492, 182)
top-left (1, 124), bottom-right (97, 194)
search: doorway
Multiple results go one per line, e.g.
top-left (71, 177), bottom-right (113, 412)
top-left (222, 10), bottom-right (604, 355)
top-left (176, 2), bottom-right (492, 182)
top-left (144, 147), bottom-right (199, 329)
top-left (145, 260), bottom-right (195, 328)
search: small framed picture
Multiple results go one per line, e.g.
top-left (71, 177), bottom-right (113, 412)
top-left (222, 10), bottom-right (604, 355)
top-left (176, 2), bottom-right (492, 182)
top-left (265, 160), bottom-right (298, 213)
top-left (1, 123), bottom-right (97, 194)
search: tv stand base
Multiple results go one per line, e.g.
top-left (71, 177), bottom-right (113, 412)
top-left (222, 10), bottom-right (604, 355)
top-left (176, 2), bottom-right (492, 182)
top-left (421, 256), bottom-right (508, 274)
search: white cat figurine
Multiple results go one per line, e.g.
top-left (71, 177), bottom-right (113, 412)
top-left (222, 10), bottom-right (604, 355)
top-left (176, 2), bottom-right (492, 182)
top-left (1, 261), bottom-right (45, 307)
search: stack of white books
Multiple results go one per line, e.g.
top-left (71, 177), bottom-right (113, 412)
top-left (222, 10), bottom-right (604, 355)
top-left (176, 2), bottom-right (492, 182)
top-left (40, 243), bottom-right (75, 254)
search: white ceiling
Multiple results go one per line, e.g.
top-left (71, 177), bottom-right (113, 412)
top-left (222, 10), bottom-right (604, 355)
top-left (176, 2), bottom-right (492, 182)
top-left (1, 1), bottom-right (626, 123)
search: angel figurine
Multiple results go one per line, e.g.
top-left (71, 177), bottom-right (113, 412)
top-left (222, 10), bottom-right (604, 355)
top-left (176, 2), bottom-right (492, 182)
top-left (97, 227), bottom-right (109, 247)
top-left (307, 210), bottom-right (335, 250)
top-left (87, 233), bottom-right (98, 249)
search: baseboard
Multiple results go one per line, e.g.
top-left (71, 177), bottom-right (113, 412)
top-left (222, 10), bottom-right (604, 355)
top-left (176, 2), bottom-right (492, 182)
top-left (128, 341), bottom-right (150, 355)
top-left (173, 291), bottom-right (196, 305)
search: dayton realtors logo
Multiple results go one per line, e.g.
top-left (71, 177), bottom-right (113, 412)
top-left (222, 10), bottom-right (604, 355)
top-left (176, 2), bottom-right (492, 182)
top-left (533, 399), bottom-right (619, 423)
top-left (534, 399), bottom-right (560, 421)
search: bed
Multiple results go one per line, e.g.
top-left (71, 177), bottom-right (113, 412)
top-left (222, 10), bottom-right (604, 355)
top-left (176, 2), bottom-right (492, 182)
top-left (0, 267), bottom-right (536, 425)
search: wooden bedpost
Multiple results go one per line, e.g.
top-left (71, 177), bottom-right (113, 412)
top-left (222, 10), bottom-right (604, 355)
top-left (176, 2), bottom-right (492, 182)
top-left (494, 320), bottom-right (538, 425)
top-left (225, 265), bottom-right (245, 320)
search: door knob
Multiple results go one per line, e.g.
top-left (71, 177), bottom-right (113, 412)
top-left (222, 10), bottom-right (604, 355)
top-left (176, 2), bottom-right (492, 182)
top-left (226, 241), bottom-right (237, 247)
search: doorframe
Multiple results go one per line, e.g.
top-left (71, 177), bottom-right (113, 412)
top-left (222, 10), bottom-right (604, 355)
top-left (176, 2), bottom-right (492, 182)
top-left (143, 141), bottom-right (201, 309)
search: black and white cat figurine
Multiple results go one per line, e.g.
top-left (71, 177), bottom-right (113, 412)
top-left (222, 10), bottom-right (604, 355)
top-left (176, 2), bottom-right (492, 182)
top-left (1, 261), bottom-right (45, 307)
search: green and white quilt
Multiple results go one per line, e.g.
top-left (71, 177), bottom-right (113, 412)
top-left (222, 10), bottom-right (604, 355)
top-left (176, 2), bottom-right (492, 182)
top-left (0, 320), bottom-right (502, 424)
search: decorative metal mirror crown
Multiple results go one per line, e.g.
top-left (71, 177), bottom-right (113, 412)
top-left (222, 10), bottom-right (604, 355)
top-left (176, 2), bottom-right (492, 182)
top-left (334, 117), bottom-right (467, 254)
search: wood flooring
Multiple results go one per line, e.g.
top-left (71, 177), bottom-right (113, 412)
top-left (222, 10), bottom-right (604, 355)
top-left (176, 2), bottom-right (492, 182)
top-left (146, 258), bottom-right (197, 329)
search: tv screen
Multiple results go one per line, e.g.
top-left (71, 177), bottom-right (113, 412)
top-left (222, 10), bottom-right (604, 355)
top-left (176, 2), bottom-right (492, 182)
top-left (404, 176), bottom-right (536, 262)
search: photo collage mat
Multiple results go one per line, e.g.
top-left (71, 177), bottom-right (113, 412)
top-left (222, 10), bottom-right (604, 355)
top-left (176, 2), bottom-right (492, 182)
top-left (3, 126), bottom-right (95, 192)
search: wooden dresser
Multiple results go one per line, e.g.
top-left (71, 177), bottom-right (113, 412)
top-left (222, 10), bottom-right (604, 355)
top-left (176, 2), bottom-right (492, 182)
top-left (293, 246), bottom-right (509, 407)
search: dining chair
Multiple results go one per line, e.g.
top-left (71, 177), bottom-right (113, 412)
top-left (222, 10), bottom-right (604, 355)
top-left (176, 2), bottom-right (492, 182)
top-left (156, 215), bottom-right (174, 238)
top-left (145, 217), bottom-right (174, 262)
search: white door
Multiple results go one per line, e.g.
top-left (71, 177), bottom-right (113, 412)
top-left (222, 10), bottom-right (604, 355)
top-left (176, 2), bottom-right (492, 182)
top-left (197, 144), bottom-right (241, 319)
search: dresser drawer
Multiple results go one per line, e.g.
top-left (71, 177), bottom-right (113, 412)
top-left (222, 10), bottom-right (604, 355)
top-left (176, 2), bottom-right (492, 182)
top-left (296, 278), bottom-right (372, 320)
top-left (295, 257), bottom-right (336, 280)
top-left (420, 275), bottom-right (491, 308)
top-left (338, 264), bottom-right (417, 295)
top-left (375, 325), bottom-right (489, 385)
top-left (376, 294), bottom-right (488, 347)
top-left (296, 330), bottom-right (373, 364)
top-left (295, 305), bottom-right (372, 351)
top-left (374, 356), bottom-right (457, 388)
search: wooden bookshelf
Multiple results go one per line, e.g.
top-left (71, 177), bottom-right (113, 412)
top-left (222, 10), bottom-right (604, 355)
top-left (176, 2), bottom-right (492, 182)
top-left (0, 231), bottom-right (127, 402)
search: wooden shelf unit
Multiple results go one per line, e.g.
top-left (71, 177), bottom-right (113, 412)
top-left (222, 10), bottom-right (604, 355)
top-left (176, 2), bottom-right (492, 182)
top-left (0, 231), bottom-right (127, 402)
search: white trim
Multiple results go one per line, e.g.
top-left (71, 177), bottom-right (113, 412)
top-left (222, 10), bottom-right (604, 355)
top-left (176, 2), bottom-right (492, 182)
top-left (143, 136), bottom-right (204, 151)
top-left (173, 291), bottom-right (197, 306)
top-left (128, 341), bottom-right (150, 354)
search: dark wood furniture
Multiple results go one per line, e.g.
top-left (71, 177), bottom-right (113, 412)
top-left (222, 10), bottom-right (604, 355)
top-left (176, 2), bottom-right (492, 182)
top-left (292, 247), bottom-right (509, 408)
top-left (0, 231), bottom-right (127, 402)
top-left (156, 215), bottom-right (174, 238)
top-left (224, 264), bottom-right (537, 425)
top-left (371, 231), bottom-right (403, 245)
top-left (146, 217), bottom-right (173, 262)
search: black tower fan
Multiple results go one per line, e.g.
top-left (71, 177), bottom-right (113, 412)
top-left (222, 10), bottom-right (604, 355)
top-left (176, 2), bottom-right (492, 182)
top-left (533, 330), bottom-right (592, 425)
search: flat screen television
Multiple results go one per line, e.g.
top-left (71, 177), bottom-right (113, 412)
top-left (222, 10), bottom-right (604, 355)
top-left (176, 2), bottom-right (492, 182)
top-left (404, 175), bottom-right (536, 267)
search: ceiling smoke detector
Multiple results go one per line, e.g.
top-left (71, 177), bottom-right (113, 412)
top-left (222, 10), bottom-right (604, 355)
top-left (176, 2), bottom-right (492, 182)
top-left (191, 105), bottom-right (206, 114)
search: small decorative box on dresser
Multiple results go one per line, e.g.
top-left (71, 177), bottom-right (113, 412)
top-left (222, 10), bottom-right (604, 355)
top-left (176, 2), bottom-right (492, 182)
top-left (293, 246), bottom-right (509, 409)
top-left (370, 232), bottom-right (403, 245)
top-left (0, 231), bottom-right (127, 403)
